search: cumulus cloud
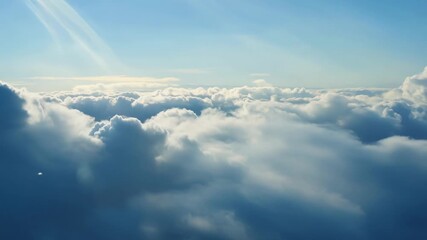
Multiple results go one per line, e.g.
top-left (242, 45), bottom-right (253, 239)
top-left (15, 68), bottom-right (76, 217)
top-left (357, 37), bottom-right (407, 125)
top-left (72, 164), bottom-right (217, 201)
top-left (399, 67), bottom-right (427, 103)
top-left (1, 67), bottom-right (427, 239)
top-left (252, 79), bottom-right (272, 87)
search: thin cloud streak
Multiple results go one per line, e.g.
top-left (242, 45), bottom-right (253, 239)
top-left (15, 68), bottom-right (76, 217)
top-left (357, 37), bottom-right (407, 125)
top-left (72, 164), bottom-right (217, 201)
top-left (167, 68), bottom-right (211, 74)
top-left (250, 73), bottom-right (271, 78)
top-left (30, 75), bottom-right (179, 83)
top-left (26, 0), bottom-right (61, 46)
top-left (26, 0), bottom-right (119, 70)
top-left (28, 75), bottom-right (180, 92)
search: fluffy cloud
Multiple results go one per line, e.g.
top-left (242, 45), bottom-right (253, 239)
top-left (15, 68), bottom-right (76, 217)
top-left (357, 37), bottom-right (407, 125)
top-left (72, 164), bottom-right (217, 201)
top-left (1, 68), bottom-right (427, 239)
top-left (399, 67), bottom-right (427, 103)
top-left (48, 74), bottom-right (427, 143)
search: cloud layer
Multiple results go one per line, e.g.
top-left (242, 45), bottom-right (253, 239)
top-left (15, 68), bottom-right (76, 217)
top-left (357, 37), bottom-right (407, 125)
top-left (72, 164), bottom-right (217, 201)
top-left (1, 68), bottom-right (427, 239)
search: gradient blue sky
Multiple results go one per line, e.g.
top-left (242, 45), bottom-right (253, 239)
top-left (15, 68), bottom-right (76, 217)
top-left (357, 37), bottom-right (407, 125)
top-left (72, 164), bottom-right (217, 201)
top-left (1, 0), bottom-right (427, 90)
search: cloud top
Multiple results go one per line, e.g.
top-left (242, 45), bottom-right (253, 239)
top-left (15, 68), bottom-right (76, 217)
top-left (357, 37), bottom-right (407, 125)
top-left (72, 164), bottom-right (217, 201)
top-left (1, 67), bottom-right (427, 239)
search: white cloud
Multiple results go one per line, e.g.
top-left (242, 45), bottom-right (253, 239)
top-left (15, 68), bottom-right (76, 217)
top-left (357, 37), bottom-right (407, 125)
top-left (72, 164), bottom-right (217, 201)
top-left (70, 77), bottom-right (180, 92)
top-left (252, 79), bottom-right (272, 87)
top-left (30, 75), bottom-right (178, 83)
top-left (399, 67), bottom-right (427, 104)
top-left (1, 67), bottom-right (427, 239)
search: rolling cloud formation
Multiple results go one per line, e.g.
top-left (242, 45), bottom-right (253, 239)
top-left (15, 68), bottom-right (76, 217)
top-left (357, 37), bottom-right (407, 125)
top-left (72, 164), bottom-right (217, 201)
top-left (1, 68), bottom-right (427, 239)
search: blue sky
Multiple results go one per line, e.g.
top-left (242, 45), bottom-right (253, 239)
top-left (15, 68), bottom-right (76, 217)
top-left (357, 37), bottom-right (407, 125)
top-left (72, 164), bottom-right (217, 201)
top-left (1, 0), bottom-right (427, 90)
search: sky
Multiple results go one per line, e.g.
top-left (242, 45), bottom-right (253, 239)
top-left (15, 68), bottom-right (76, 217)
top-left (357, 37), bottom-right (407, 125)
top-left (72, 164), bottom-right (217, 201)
top-left (1, 0), bottom-right (427, 90)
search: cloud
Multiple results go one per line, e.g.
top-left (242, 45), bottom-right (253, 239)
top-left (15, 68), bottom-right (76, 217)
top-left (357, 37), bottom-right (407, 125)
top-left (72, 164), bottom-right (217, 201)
top-left (65, 77), bottom-right (180, 92)
top-left (53, 79), bottom-right (427, 144)
top-left (167, 68), bottom-right (211, 74)
top-left (1, 67), bottom-right (427, 239)
top-left (249, 73), bottom-right (271, 78)
top-left (400, 66), bottom-right (427, 103)
top-left (252, 79), bottom-right (272, 87)
top-left (30, 76), bottom-right (179, 83)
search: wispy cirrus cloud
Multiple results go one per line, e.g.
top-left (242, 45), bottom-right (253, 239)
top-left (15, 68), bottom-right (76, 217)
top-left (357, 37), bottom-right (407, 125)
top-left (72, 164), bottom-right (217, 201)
top-left (26, 0), bottom-right (119, 70)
